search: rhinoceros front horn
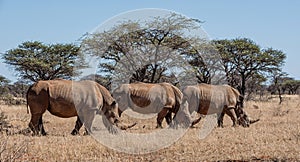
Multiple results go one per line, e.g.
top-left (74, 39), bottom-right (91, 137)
top-left (115, 120), bottom-right (137, 130)
top-left (250, 118), bottom-right (260, 124)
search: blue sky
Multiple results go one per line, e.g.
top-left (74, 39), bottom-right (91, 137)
top-left (0, 0), bottom-right (299, 82)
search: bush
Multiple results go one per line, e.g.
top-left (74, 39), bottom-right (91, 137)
top-left (0, 95), bottom-right (26, 105)
top-left (0, 111), bottom-right (10, 133)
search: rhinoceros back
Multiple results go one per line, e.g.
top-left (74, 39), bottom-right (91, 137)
top-left (47, 80), bottom-right (103, 109)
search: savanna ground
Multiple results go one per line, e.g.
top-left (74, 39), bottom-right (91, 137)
top-left (0, 95), bottom-right (299, 161)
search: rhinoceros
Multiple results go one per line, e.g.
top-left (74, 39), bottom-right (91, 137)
top-left (174, 84), bottom-right (257, 128)
top-left (26, 79), bottom-right (136, 136)
top-left (112, 82), bottom-right (183, 128)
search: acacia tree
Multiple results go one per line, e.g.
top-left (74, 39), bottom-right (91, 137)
top-left (81, 13), bottom-right (207, 86)
top-left (269, 71), bottom-right (289, 104)
top-left (2, 41), bottom-right (86, 82)
top-left (188, 42), bottom-right (226, 84)
top-left (245, 73), bottom-right (267, 100)
top-left (6, 80), bottom-right (29, 97)
top-left (213, 38), bottom-right (286, 103)
top-left (282, 79), bottom-right (300, 95)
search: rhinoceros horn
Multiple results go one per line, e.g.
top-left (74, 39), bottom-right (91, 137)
top-left (113, 111), bottom-right (137, 130)
top-left (249, 118), bottom-right (260, 124)
top-left (115, 121), bottom-right (137, 130)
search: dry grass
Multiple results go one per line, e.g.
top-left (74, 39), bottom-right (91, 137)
top-left (0, 96), bottom-right (299, 161)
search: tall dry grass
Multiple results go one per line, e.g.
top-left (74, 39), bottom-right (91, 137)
top-left (0, 95), bottom-right (299, 161)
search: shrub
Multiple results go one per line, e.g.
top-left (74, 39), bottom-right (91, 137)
top-left (0, 111), bottom-right (10, 133)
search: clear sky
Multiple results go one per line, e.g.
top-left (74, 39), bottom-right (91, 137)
top-left (0, 0), bottom-right (299, 82)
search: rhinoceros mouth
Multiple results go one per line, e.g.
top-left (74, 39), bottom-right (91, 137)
top-left (237, 116), bottom-right (250, 127)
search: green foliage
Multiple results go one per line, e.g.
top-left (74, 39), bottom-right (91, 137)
top-left (246, 73), bottom-right (268, 100)
top-left (2, 41), bottom-right (86, 82)
top-left (6, 81), bottom-right (29, 98)
top-left (0, 75), bottom-right (31, 106)
top-left (0, 76), bottom-right (10, 86)
top-left (0, 75), bottom-right (29, 104)
top-left (81, 13), bottom-right (202, 84)
top-left (0, 75), bottom-right (10, 95)
top-left (213, 38), bottom-right (286, 97)
top-left (282, 79), bottom-right (300, 94)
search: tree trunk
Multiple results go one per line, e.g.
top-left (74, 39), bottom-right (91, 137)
top-left (240, 73), bottom-right (246, 108)
top-left (278, 87), bottom-right (283, 104)
top-left (150, 64), bottom-right (158, 83)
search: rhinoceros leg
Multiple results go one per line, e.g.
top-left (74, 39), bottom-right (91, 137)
top-left (191, 116), bottom-right (202, 127)
top-left (217, 111), bottom-right (225, 128)
top-left (71, 116), bottom-right (83, 135)
top-left (82, 110), bottom-right (96, 135)
top-left (226, 108), bottom-right (237, 127)
top-left (39, 116), bottom-right (47, 135)
top-left (29, 113), bottom-right (47, 136)
top-left (165, 111), bottom-right (172, 125)
top-left (29, 115), bottom-right (39, 135)
top-left (118, 108), bottom-right (123, 117)
top-left (156, 108), bottom-right (169, 128)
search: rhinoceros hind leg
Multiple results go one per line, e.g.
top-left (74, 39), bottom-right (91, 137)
top-left (217, 111), bottom-right (225, 128)
top-left (156, 108), bottom-right (169, 128)
top-left (29, 114), bottom-right (46, 136)
top-left (39, 116), bottom-right (47, 136)
top-left (71, 116), bottom-right (83, 135)
top-left (165, 111), bottom-right (172, 125)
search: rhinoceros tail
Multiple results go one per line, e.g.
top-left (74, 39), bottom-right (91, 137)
top-left (26, 84), bottom-right (34, 114)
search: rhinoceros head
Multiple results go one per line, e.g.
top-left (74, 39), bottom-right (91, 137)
top-left (102, 101), bottom-right (136, 131)
top-left (235, 108), bottom-right (251, 127)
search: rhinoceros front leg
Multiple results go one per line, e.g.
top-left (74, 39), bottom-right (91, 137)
top-left (82, 110), bottom-right (96, 135)
top-left (226, 108), bottom-right (237, 127)
top-left (118, 108), bottom-right (123, 117)
top-left (165, 111), bottom-right (172, 125)
top-left (71, 116), bottom-right (83, 135)
top-left (217, 111), bottom-right (225, 128)
top-left (191, 115), bottom-right (202, 127)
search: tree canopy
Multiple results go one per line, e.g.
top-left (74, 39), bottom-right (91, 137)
top-left (1, 14), bottom-right (290, 102)
top-left (213, 38), bottom-right (286, 99)
top-left (282, 79), bottom-right (300, 94)
top-left (0, 75), bottom-right (10, 86)
top-left (81, 13), bottom-right (204, 86)
top-left (2, 41), bottom-right (86, 82)
top-left (81, 13), bottom-right (287, 98)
